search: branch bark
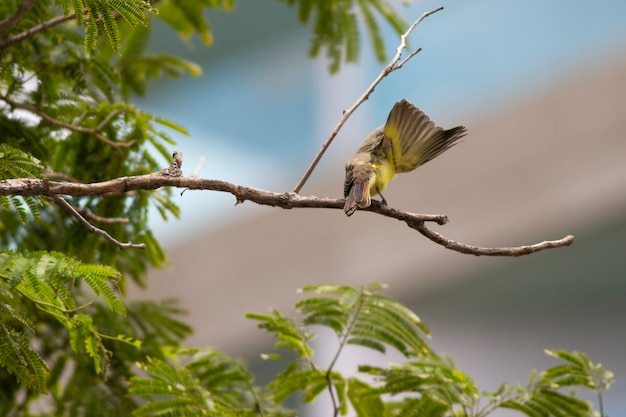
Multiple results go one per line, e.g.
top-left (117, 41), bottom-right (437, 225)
top-left (1, 151), bottom-right (574, 256)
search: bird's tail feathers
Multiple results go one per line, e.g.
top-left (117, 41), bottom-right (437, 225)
top-left (343, 179), bottom-right (371, 216)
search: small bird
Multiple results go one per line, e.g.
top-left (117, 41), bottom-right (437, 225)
top-left (343, 99), bottom-right (466, 216)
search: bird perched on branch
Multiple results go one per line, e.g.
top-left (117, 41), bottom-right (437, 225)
top-left (343, 99), bottom-right (466, 216)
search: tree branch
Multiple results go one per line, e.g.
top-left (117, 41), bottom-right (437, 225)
top-left (79, 208), bottom-right (130, 224)
top-left (412, 223), bottom-right (574, 257)
top-left (1, 151), bottom-right (574, 256)
top-left (50, 195), bottom-right (145, 250)
top-left (292, 7), bottom-right (444, 194)
top-left (0, 0), bottom-right (37, 33)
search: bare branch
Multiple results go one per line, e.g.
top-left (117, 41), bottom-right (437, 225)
top-left (50, 195), bottom-right (145, 250)
top-left (1, 171), bottom-right (573, 256)
top-left (45, 172), bottom-right (81, 182)
top-left (2, 97), bottom-right (134, 148)
top-left (190, 155), bottom-right (205, 177)
top-left (413, 223), bottom-right (575, 256)
top-left (0, 0), bottom-right (37, 33)
top-left (79, 208), bottom-right (130, 224)
top-left (292, 7), bottom-right (444, 194)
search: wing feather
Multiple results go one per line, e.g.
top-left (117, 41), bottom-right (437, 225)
top-left (384, 99), bottom-right (466, 173)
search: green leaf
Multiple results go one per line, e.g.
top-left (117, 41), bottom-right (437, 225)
top-left (0, 324), bottom-right (49, 393)
top-left (76, 263), bottom-right (126, 314)
top-left (96, 0), bottom-right (122, 53)
top-left (357, 0), bottom-right (386, 62)
top-left (348, 378), bottom-right (385, 417)
top-left (130, 348), bottom-right (264, 417)
top-left (155, 117), bottom-right (190, 136)
top-left (270, 368), bottom-right (326, 403)
top-left (70, 313), bottom-right (106, 374)
top-left (247, 310), bottom-right (315, 359)
top-left (277, 0), bottom-right (410, 72)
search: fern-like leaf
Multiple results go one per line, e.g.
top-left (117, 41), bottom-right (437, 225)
top-left (390, 395), bottom-right (448, 417)
top-left (269, 367), bottom-right (327, 403)
top-left (0, 251), bottom-right (129, 376)
top-left (84, 0), bottom-right (99, 51)
top-left (69, 313), bottom-right (106, 374)
top-left (77, 263), bottom-right (126, 314)
top-left (277, 0), bottom-right (409, 72)
top-left (0, 324), bottom-right (49, 393)
top-left (0, 145), bottom-right (45, 222)
top-left (357, 0), bottom-right (386, 62)
top-left (247, 309), bottom-right (315, 360)
top-left (347, 377), bottom-right (386, 417)
top-left (96, 1), bottom-right (121, 53)
top-left (0, 144), bottom-right (44, 179)
top-left (131, 349), bottom-right (260, 417)
top-left (73, 0), bottom-right (86, 25)
top-left (543, 349), bottom-right (614, 391)
top-left (297, 283), bottom-right (429, 357)
top-left (485, 349), bottom-right (613, 417)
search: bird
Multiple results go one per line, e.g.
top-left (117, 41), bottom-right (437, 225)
top-left (343, 99), bottom-right (466, 216)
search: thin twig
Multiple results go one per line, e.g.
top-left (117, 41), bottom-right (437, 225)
top-left (190, 155), bottom-right (205, 177)
top-left (45, 172), bottom-right (81, 182)
top-left (325, 290), bottom-right (367, 417)
top-left (79, 208), bottom-right (130, 224)
top-left (51, 195), bottom-right (146, 249)
top-left (413, 223), bottom-right (575, 256)
top-left (292, 7), bottom-right (444, 194)
top-left (95, 109), bottom-right (121, 131)
top-left (0, 0), bottom-right (37, 33)
top-left (3, 172), bottom-right (574, 256)
top-left (2, 97), bottom-right (133, 148)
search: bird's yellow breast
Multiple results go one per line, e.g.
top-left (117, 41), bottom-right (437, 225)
top-left (370, 160), bottom-right (395, 196)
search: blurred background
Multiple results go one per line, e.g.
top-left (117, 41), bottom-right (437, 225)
top-left (129, 0), bottom-right (626, 415)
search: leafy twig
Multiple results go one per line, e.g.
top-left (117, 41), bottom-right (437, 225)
top-left (292, 7), bottom-right (444, 194)
top-left (2, 97), bottom-right (133, 148)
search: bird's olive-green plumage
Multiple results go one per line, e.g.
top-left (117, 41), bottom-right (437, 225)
top-left (343, 99), bottom-right (466, 216)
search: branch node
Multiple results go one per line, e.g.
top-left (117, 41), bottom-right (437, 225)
top-left (159, 151), bottom-right (183, 177)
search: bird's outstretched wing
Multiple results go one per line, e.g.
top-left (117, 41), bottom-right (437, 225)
top-left (383, 99), bottom-right (467, 173)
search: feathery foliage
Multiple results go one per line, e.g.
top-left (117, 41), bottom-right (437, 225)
top-left (276, 0), bottom-right (408, 72)
top-left (0, 144), bottom-right (47, 223)
top-left (123, 283), bottom-right (614, 417)
top-left (0, 251), bottom-right (125, 379)
top-left (55, 0), bottom-right (157, 53)
top-left (0, 249), bottom-right (192, 416)
top-left (130, 347), bottom-right (294, 417)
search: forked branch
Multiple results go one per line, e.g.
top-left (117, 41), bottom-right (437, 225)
top-left (292, 7), bottom-right (444, 194)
